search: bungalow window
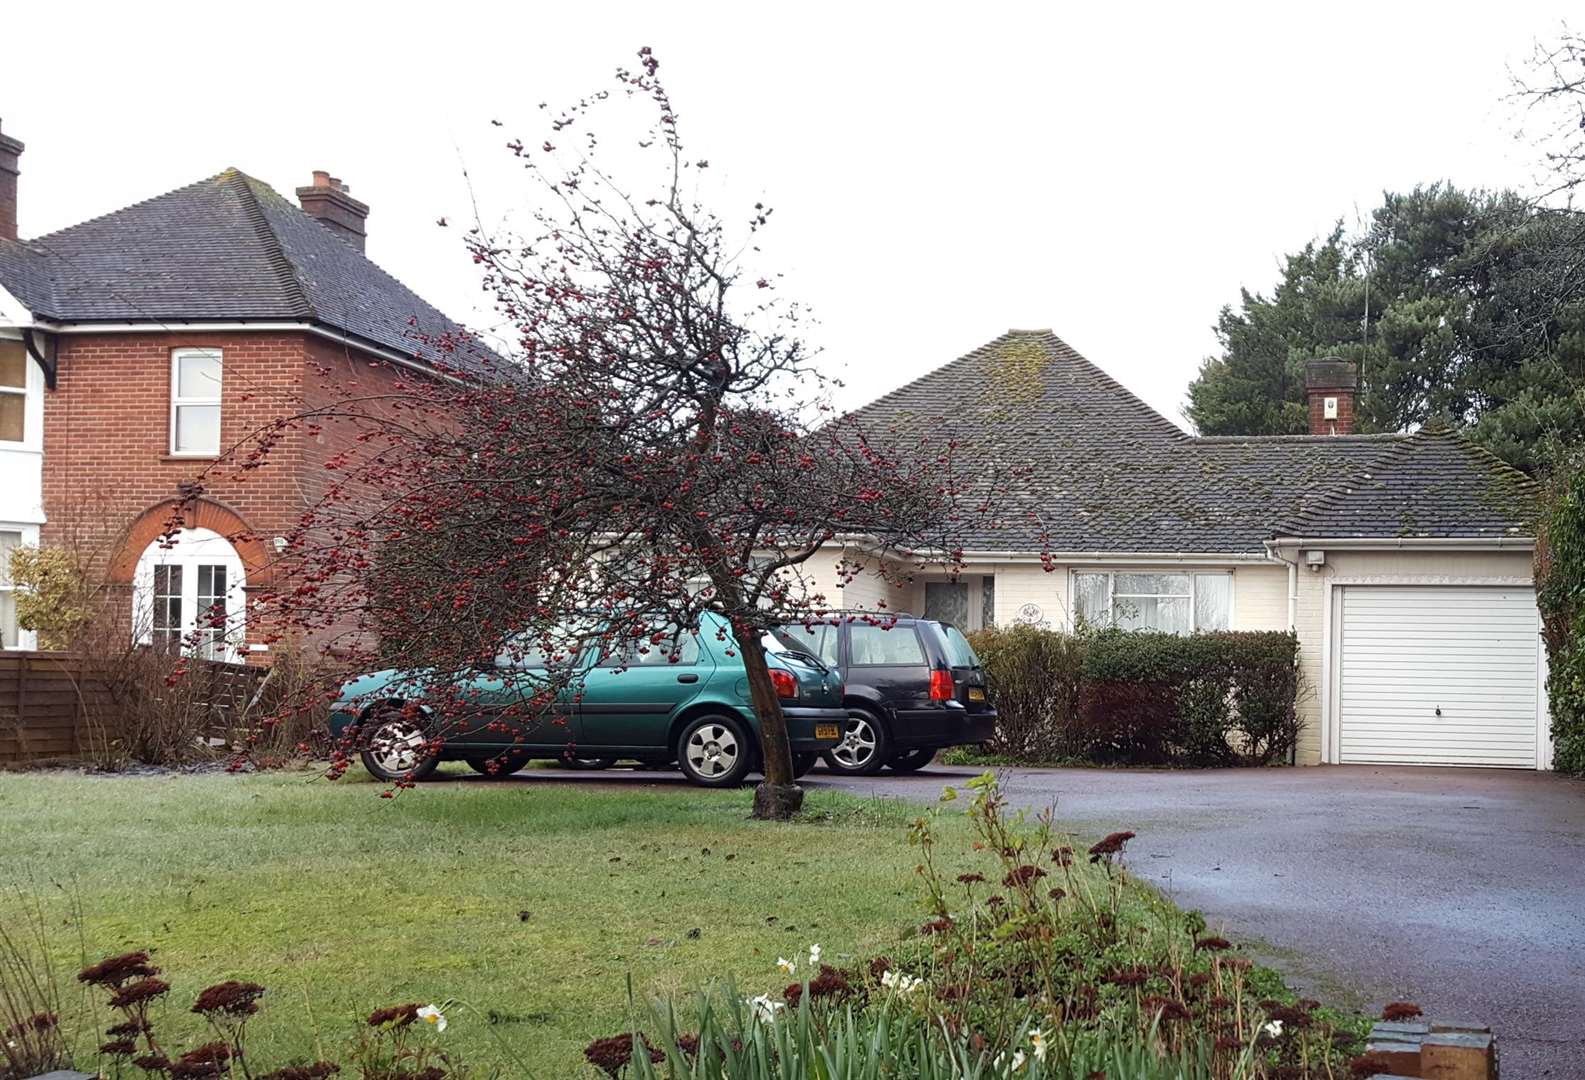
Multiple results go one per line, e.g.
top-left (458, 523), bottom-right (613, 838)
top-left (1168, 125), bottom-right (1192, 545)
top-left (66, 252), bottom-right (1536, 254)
top-left (170, 348), bottom-right (222, 455)
top-left (1072, 571), bottom-right (1231, 634)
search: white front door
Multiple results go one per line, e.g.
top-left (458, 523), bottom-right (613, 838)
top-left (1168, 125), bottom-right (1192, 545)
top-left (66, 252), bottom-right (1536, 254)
top-left (131, 527), bottom-right (246, 662)
top-left (1336, 585), bottom-right (1544, 768)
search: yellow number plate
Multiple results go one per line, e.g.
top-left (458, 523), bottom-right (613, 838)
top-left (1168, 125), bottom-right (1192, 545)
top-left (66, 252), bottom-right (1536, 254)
top-left (968, 688), bottom-right (987, 702)
top-left (815, 723), bottom-right (841, 740)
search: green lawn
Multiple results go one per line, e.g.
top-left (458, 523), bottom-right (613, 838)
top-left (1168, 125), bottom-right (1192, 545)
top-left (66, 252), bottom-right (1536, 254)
top-left (0, 766), bottom-right (977, 1075)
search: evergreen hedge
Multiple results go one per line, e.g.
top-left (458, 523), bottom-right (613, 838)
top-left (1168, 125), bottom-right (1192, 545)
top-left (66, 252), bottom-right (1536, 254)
top-left (1538, 453), bottom-right (1585, 776)
top-left (967, 627), bottom-right (1302, 767)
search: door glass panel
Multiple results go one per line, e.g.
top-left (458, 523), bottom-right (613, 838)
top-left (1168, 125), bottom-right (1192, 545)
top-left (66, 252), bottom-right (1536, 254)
top-left (196, 564), bottom-right (228, 659)
top-left (849, 624), bottom-right (926, 665)
top-left (980, 576), bottom-right (996, 628)
top-left (924, 581), bottom-right (969, 626)
top-left (1194, 574), bottom-right (1232, 631)
top-left (151, 564), bottom-right (183, 651)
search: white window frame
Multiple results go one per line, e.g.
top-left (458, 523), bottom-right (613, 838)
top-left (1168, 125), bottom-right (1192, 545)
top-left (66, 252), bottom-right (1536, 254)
top-left (0, 522), bottom-right (40, 650)
top-left (169, 348), bottom-right (223, 457)
top-left (1070, 569), bottom-right (1234, 634)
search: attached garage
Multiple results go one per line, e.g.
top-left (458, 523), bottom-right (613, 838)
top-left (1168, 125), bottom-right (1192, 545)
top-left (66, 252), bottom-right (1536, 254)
top-left (1333, 585), bottom-right (1547, 769)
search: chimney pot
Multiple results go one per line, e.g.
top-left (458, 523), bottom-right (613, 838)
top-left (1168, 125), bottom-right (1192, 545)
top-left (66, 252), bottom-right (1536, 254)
top-left (296, 170), bottom-right (370, 253)
top-left (0, 118), bottom-right (24, 241)
top-left (1304, 357), bottom-right (1358, 436)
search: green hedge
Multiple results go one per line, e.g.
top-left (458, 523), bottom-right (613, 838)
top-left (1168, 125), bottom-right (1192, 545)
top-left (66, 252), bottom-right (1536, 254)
top-left (967, 626), bottom-right (1301, 767)
top-left (1538, 453), bottom-right (1585, 776)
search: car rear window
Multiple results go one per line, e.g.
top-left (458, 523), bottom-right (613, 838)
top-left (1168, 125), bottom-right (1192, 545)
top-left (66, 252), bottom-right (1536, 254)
top-left (849, 623), bottom-right (927, 665)
top-left (768, 623), bottom-right (840, 666)
top-left (939, 624), bottom-right (981, 668)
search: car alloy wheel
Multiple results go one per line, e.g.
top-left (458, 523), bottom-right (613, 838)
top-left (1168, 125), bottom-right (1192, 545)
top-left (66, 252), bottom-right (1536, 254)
top-left (685, 721), bottom-right (741, 780)
top-left (361, 711), bottom-right (438, 781)
top-left (823, 708), bottom-right (889, 775)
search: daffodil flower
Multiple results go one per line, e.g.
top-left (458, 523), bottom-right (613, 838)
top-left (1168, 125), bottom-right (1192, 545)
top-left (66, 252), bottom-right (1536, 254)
top-left (1030, 1028), bottom-right (1047, 1060)
top-left (417, 1005), bottom-right (447, 1033)
top-left (808, 943), bottom-right (822, 966)
top-left (994, 1049), bottom-right (1028, 1072)
top-left (747, 994), bottom-right (785, 1023)
top-left (776, 956), bottom-right (796, 975)
top-left (1264, 1019), bottom-right (1284, 1038)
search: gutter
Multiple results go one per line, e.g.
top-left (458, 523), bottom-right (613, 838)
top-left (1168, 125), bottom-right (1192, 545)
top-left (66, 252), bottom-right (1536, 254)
top-left (20, 318), bottom-right (466, 385)
top-left (1267, 535), bottom-right (1535, 551)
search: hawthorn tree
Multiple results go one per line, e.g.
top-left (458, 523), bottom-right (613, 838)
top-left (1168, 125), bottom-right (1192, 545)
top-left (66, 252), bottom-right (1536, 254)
top-left (240, 49), bottom-right (1009, 819)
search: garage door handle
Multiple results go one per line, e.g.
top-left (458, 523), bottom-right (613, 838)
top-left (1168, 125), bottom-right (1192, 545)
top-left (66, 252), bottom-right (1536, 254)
top-left (677, 674), bottom-right (699, 684)
top-left (1435, 706), bottom-right (1442, 717)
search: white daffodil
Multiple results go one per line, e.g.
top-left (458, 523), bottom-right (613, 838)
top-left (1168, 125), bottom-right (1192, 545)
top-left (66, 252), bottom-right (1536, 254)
top-left (776, 956), bottom-right (796, 975)
top-left (748, 994), bottom-right (785, 1023)
top-left (880, 969), bottom-right (897, 990)
top-left (417, 1005), bottom-right (448, 1033)
top-left (1029, 1028), bottom-right (1047, 1061)
top-left (808, 943), bottom-right (822, 967)
top-left (1263, 1019), bottom-right (1284, 1038)
top-left (994, 1049), bottom-right (1028, 1072)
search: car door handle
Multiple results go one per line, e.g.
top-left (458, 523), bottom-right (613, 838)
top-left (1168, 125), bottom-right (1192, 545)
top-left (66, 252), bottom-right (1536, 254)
top-left (677, 673), bottom-right (699, 683)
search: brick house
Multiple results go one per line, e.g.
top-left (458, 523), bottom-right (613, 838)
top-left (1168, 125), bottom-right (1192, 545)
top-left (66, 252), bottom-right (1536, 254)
top-left (0, 119), bottom-right (485, 661)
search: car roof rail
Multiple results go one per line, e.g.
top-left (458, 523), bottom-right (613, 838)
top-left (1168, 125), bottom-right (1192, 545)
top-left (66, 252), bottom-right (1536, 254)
top-left (780, 610), bottom-right (917, 620)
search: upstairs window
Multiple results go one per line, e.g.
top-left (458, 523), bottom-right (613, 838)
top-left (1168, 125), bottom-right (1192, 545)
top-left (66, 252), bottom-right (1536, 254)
top-left (0, 339), bottom-right (26, 444)
top-left (1073, 571), bottom-right (1232, 634)
top-left (170, 348), bottom-right (222, 455)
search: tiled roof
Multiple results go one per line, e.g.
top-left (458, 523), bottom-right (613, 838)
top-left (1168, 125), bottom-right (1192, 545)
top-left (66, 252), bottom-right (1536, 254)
top-left (1270, 422), bottom-right (1537, 540)
top-left (0, 169), bottom-right (490, 369)
top-left (846, 330), bottom-right (1536, 553)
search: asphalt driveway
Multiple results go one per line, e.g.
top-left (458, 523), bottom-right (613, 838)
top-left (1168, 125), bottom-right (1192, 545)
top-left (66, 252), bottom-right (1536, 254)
top-left (814, 764), bottom-right (1585, 1079)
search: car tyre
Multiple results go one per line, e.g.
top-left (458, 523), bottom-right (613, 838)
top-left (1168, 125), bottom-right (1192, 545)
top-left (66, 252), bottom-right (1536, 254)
top-left (676, 713), bottom-right (755, 788)
top-left (886, 747), bottom-right (936, 773)
top-left (466, 749), bottom-right (533, 777)
top-left (359, 707), bottom-right (440, 783)
top-left (821, 707), bottom-right (890, 776)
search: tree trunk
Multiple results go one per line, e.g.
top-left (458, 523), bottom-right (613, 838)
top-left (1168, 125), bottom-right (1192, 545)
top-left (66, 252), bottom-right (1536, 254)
top-left (737, 628), bottom-right (804, 820)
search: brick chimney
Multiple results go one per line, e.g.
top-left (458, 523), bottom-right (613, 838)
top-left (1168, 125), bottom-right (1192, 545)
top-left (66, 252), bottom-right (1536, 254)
top-left (295, 170), bottom-right (369, 252)
top-left (1304, 357), bottom-right (1357, 436)
top-left (0, 119), bottom-right (24, 241)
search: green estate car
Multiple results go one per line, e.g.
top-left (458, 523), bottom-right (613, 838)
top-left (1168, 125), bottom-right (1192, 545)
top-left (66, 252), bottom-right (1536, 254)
top-left (330, 613), bottom-right (847, 788)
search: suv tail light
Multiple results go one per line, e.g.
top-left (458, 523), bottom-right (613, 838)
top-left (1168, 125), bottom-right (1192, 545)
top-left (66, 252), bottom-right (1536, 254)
top-left (769, 668), bottom-right (799, 700)
top-left (929, 668), bottom-right (955, 701)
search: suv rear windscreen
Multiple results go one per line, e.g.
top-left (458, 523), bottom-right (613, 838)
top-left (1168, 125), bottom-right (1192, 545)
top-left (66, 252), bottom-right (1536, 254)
top-left (938, 624), bottom-right (981, 668)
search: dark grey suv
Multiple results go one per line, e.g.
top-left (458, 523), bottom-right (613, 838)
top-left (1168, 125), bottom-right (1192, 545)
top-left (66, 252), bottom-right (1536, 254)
top-left (768, 614), bottom-right (996, 776)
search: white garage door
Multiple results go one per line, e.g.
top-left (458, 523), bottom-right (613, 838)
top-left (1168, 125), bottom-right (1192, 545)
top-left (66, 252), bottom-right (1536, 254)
top-left (1338, 586), bottom-right (1543, 768)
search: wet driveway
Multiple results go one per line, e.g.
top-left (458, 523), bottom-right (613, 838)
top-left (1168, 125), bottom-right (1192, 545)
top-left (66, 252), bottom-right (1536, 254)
top-left (815, 763), bottom-right (1585, 1078)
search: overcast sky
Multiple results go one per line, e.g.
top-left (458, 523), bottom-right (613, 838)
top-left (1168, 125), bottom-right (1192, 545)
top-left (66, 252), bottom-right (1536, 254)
top-left (2, 2), bottom-right (1574, 428)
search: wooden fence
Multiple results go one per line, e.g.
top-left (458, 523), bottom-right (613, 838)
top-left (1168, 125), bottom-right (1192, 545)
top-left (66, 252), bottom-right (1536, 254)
top-left (0, 651), bottom-right (268, 767)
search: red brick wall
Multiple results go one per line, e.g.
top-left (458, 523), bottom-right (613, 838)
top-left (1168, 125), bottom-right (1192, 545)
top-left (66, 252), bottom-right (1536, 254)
top-left (42, 332), bottom-right (309, 551)
top-left (1306, 387), bottom-right (1355, 436)
top-left (40, 331), bottom-right (419, 661)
